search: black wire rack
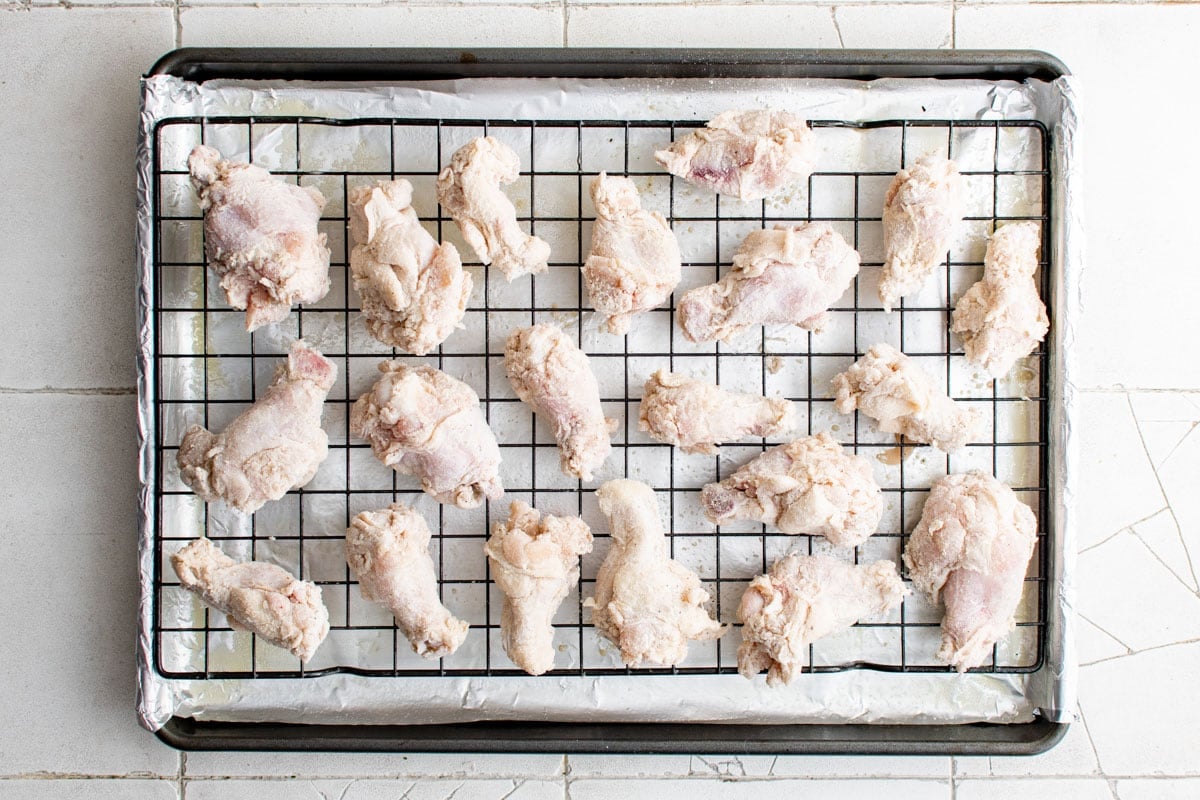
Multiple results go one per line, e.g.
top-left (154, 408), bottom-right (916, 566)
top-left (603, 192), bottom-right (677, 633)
top-left (150, 114), bottom-right (1051, 682)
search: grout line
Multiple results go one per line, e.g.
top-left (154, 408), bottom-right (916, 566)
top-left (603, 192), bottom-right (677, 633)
top-left (21, 0), bottom-right (1200, 9)
top-left (0, 386), bottom-right (135, 396)
top-left (1130, 523), bottom-right (1200, 595)
top-left (76, 0), bottom-right (1200, 6)
top-left (12, 0), bottom-right (1200, 11)
top-left (1081, 635), bottom-right (1200, 667)
top-left (0, 774), bottom-right (181, 780)
top-left (173, 0), bottom-right (181, 47)
top-left (561, 0), bottom-right (568, 46)
top-left (1076, 703), bottom-right (1107, 777)
top-left (1125, 393), bottom-right (1200, 588)
top-left (1080, 386), bottom-right (1200, 393)
top-left (523, 774), bottom-right (1200, 783)
top-left (5, 772), bottom-right (1197, 783)
top-left (830, 6), bottom-right (845, 48)
top-left (1077, 526), bottom-right (1128, 555)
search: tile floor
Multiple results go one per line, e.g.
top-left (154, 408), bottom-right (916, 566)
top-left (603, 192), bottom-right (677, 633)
top-left (2, 2), bottom-right (1197, 797)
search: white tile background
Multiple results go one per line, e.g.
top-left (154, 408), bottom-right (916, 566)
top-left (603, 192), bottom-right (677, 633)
top-left (2, 3), bottom-right (1198, 797)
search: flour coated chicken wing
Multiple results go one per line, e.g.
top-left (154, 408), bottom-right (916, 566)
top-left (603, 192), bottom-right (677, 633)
top-left (878, 157), bottom-right (965, 312)
top-left (436, 136), bottom-right (550, 280)
top-left (951, 222), bottom-right (1049, 378)
top-left (345, 504), bottom-right (468, 658)
top-left (738, 554), bottom-right (908, 686)
top-left (177, 341), bottom-right (336, 514)
top-left (350, 361), bottom-right (503, 508)
top-left (832, 343), bottom-right (985, 453)
top-left (676, 223), bottom-right (859, 344)
top-left (654, 110), bottom-right (816, 202)
top-left (588, 480), bottom-right (724, 667)
top-left (903, 470), bottom-right (1037, 671)
top-left (700, 433), bottom-right (883, 547)
top-left (188, 145), bottom-right (331, 331)
top-left (504, 324), bottom-right (616, 481)
top-left (485, 501), bottom-right (594, 675)
top-left (582, 173), bottom-right (682, 335)
top-left (348, 180), bottom-right (471, 355)
top-left (171, 537), bottom-right (329, 662)
top-left (638, 370), bottom-right (796, 455)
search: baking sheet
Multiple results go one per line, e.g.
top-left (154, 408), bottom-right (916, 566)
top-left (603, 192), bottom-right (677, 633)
top-left (136, 73), bottom-right (1080, 732)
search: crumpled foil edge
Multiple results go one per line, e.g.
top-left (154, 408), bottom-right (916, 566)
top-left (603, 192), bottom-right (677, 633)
top-left (135, 72), bottom-right (1080, 731)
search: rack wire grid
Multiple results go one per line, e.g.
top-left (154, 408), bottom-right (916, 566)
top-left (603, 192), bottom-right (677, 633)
top-left (150, 114), bottom-right (1052, 682)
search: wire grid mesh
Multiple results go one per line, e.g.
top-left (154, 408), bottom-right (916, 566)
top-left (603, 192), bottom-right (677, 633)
top-left (151, 114), bottom-right (1051, 681)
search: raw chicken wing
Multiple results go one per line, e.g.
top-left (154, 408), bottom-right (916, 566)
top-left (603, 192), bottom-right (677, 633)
top-left (583, 172), bottom-right (682, 335)
top-left (345, 504), bottom-right (468, 658)
top-left (904, 471), bottom-right (1037, 671)
top-left (700, 433), bottom-right (883, 547)
top-left (485, 501), bottom-right (594, 675)
top-left (951, 222), bottom-right (1049, 378)
top-left (351, 361), bottom-right (503, 508)
top-left (172, 537), bottom-right (329, 662)
top-left (348, 180), bottom-right (472, 355)
top-left (436, 136), bottom-right (550, 280)
top-left (677, 223), bottom-right (859, 344)
top-left (177, 341), bottom-right (336, 514)
top-left (738, 554), bottom-right (908, 686)
top-left (878, 157), bottom-right (964, 312)
top-left (504, 324), bottom-right (616, 481)
top-left (638, 370), bottom-right (796, 455)
top-left (832, 343), bottom-right (985, 453)
top-left (654, 110), bottom-right (816, 202)
top-left (188, 145), bottom-right (331, 330)
top-left (588, 480), bottom-right (724, 666)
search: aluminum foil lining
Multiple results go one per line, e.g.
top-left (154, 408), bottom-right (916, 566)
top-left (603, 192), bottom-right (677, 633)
top-left (136, 73), bottom-right (1080, 732)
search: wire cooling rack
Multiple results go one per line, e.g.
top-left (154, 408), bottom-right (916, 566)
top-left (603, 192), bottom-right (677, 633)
top-left (150, 114), bottom-right (1051, 681)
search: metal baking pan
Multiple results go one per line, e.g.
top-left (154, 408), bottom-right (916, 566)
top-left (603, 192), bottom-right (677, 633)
top-left (140, 48), bottom-right (1073, 754)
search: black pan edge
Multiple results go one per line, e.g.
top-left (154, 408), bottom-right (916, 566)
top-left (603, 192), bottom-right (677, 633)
top-left (157, 717), bottom-right (1068, 755)
top-left (147, 48), bottom-right (1068, 83)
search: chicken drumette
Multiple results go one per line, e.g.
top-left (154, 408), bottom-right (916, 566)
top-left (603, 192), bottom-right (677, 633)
top-left (351, 361), bottom-right (503, 508)
top-left (583, 172), bottom-right (682, 335)
top-left (738, 554), bottom-right (908, 686)
top-left (436, 136), bottom-right (550, 281)
top-left (654, 110), bottom-right (816, 202)
top-left (348, 180), bottom-right (472, 355)
top-left (904, 471), bottom-right (1037, 672)
top-left (832, 343), bottom-right (985, 453)
top-left (588, 480), bottom-right (724, 667)
top-left (485, 501), bottom-right (594, 675)
top-left (638, 370), bottom-right (796, 455)
top-left (188, 145), bottom-right (331, 331)
top-left (172, 537), bottom-right (329, 662)
top-left (951, 222), bottom-right (1049, 378)
top-left (700, 433), bottom-right (883, 547)
top-left (345, 504), bottom-right (468, 658)
top-left (677, 223), bottom-right (859, 344)
top-left (177, 341), bottom-right (336, 514)
top-left (878, 157), bottom-right (964, 312)
top-left (504, 324), bottom-right (616, 481)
